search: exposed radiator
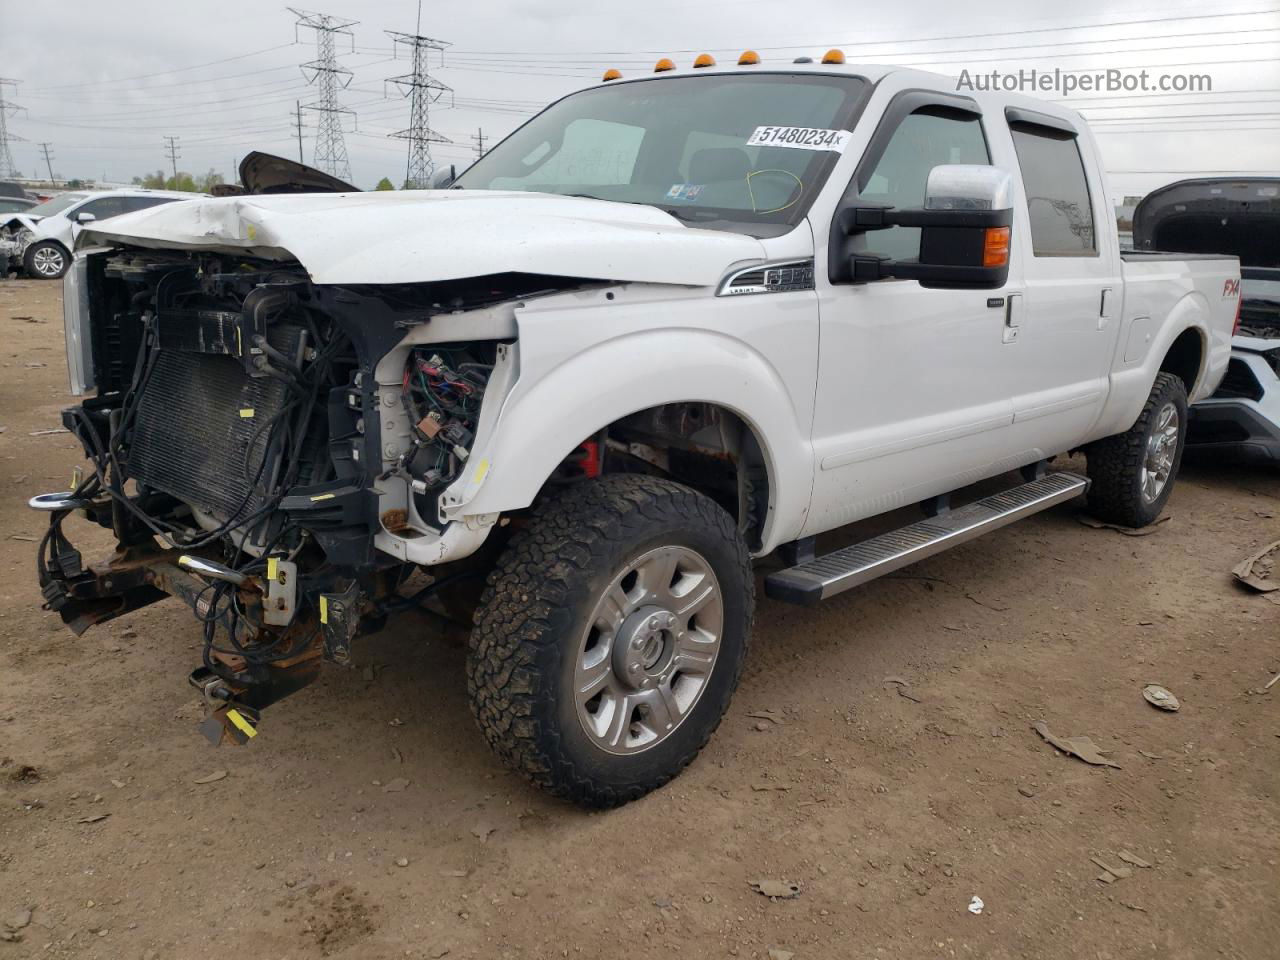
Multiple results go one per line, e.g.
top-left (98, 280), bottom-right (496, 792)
top-left (128, 327), bottom-right (302, 524)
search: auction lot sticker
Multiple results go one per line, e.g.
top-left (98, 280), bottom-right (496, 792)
top-left (747, 125), bottom-right (851, 151)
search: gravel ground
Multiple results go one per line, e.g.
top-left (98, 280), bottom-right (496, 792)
top-left (1, 277), bottom-right (1277, 960)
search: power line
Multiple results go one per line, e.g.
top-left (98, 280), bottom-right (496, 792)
top-left (163, 135), bottom-right (181, 177)
top-left (385, 2), bottom-right (451, 189)
top-left (291, 7), bottom-right (358, 181)
top-left (472, 128), bottom-right (487, 159)
top-left (438, 26), bottom-right (1280, 68)
top-left (25, 42), bottom-right (301, 92)
top-left (441, 6), bottom-right (1280, 57)
top-left (0, 78), bottom-right (25, 179)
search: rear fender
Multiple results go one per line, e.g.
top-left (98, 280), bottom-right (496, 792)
top-left (1096, 291), bottom-right (1215, 438)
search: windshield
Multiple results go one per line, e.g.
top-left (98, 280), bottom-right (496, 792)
top-left (27, 192), bottom-right (89, 218)
top-left (454, 73), bottom-right (868, 234)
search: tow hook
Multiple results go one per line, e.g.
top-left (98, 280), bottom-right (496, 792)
top-left (188, 666), bottom-right (261, 745)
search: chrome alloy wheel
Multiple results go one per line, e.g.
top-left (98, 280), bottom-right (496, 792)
top-left (573, 545), bottom-right (724, 756)
top-left (31, 246), bottom-right (65, 278)
top-left (1141, 401), bottom-right (1179, 504)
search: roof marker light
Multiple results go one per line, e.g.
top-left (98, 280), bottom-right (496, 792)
top-left (792, 56), bottom-right (813, 64)
top-left (654, 58), bottom-right (676, 72)
top-left (602, 68), bottom-right (622, 81)
top-left (693, 53), bottom-right (716, 68)
top-left (738, 50), bottom-right (761, 65)
top-left (822, 48), bottom-right (846, 64)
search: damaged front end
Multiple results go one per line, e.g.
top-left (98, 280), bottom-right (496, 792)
top-left (34, 246), bottom-right (571, 743)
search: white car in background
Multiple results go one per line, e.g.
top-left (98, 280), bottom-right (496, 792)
top-left (1, 188), bottom-right (197, 279)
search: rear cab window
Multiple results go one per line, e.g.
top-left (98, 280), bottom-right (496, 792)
top-left (1008, 119), bottom-right (1097, 257)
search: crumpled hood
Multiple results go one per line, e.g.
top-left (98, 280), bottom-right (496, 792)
top-left (1, 213), bottom-right (41, 234)
top-left (79, 189), bottom-right (767, 287)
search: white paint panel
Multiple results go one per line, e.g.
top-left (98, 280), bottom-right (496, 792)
top-left (80, 189), bottom-right (766, 288)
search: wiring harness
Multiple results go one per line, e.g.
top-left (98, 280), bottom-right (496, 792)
top-left (399, 348), bottom-right (492, 492)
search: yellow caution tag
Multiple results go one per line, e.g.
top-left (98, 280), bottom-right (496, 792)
top-left (473, 458), bottom-right (491, 484)
top-left (239, 408), bottom-right (255, 418)
top-left (266, 556), bottom-right (279, 581)
top-left (226, 708), bottom-right (257, 739)
top-left (310, 493), bottom-right (336, 502)
top-left (319, 595), bottom-right (329, 624)
top-left (70, 466), bottom-right (83, 489)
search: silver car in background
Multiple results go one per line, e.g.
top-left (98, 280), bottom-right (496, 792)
top-left (0, 188), bottom-right (196, 279)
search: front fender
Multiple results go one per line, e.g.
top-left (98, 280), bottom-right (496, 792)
top-left (446, 327), bottom-right (815, 552)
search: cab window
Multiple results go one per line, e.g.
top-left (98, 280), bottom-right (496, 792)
top-left (1009, 123), bottom-right (1097, 256)
top-left (857, 109), bottom-right (990, 260)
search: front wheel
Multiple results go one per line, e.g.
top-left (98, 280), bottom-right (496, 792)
top-left (466, 475), bottom-right (754, 807)
top-left (24, 241), bottom-right (70, 279)
top-left (1086, 371), bottom-right (1188, 527)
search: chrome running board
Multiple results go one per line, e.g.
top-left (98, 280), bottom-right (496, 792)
top-left (765, 471), bottom-right (1089, 606)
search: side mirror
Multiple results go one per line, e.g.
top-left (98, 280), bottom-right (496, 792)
top-left (430, 165), bottom-right (457, 190)
top-left (834, 165), bottom-right (1014, 289)
top-left (74, 212), bottom-right (96, 224)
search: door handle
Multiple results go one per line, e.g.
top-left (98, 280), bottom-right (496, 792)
top-left (1003, 293), bottom-right (1022, 344)
top-left (1099, 288), bottom-right (1114, 330)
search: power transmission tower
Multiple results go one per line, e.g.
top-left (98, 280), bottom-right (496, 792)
top-left (290, 8), bottom-right (357, 181)
top-left (385, 3), bottom-right (451, 189)
top-left (163, 135), bottom-right (181, 178)
top-left (472, 128), bottom-right (486, 159)
top-left (291, 101), bottom-right (307, 163)
top-left (38, 142), bottom-right (55, 183)
top-left (0, 78), bottom-right (26, 180)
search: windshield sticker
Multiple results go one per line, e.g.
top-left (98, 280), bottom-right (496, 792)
top-left (665, 183), bottom-right (705, 201)
top-left (746, 125), bottom-right (851, 152)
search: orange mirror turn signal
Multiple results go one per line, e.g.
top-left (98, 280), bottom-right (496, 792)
top-left (693, 53), bottom-right (716, 68)
top-left (983, 226), bottom-right (1011, 268)
top-left (654, 58), bottom-right (676, 72)
top-left (602, 68), bottom-right (622, 81)
top-left (738, 50), bottom-right (760, 65)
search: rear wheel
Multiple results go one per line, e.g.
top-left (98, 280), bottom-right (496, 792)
top-left (24, 241), bottom-right (69, 279)
top-left (1086, 371), bottom-right (1188, 527)
top-left (466, 474), bottom-right (753, 807)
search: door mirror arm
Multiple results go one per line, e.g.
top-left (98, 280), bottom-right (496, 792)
top-left (832, 164), bottom-right (1015, 290)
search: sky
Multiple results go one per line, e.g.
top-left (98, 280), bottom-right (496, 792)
top-left (0, 0), bottom-right (1277, 200)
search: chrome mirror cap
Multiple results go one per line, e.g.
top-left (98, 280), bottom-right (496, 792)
top-left (924, 164), bottom-right (1014, 211)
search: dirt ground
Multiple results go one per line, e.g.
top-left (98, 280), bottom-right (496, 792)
top-left (0, 276), bottom-right (1277, 960)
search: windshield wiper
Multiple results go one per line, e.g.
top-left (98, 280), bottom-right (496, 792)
top-left (560, 194), bottom-right (721, 224)
top-left (659, 205), bottom-right (722, 224)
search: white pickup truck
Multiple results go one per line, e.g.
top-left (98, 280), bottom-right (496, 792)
top-left (34, 54), bottom-right (1239, 807)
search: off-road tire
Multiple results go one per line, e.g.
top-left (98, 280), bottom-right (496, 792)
top-left (466, 474), bottom-right (754, 808)
top-left (24, 241), bottom-right (70, 280)
top-left (1086, 372), bottom-right (1188, 528)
